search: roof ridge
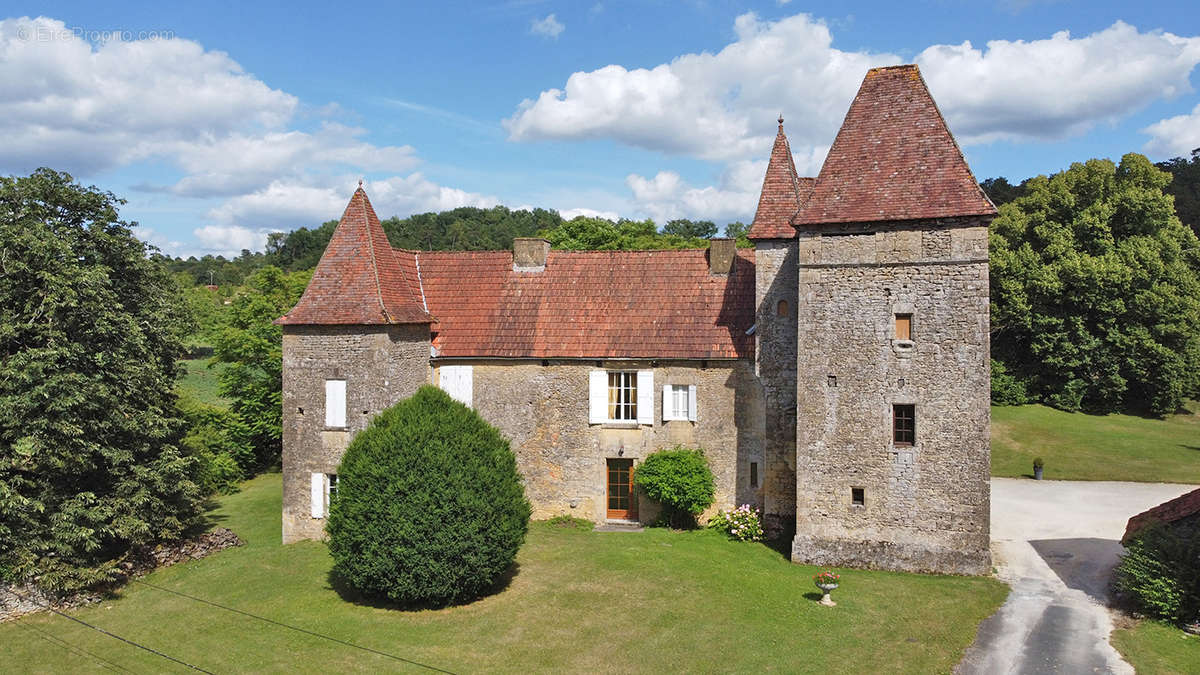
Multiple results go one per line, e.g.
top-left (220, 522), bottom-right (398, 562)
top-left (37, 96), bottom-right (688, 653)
top-left (359, 188), bottom-right (391, 323)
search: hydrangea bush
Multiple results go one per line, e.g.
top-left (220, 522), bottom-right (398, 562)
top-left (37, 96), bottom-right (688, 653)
top-left (708, 504), bottom-right (764, 542)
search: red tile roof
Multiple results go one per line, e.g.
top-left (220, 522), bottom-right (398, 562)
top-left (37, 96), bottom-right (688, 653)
top-left (277, 187), bottom-right (431, 325)
top-left (794, 64), bottom-right (996, 226)
top-left (416, 248), bottom-right (755, 359)
top-left (1123, 487), bottom-right (1200, 543)
top-left (748, 119), bottom-right (813, 240)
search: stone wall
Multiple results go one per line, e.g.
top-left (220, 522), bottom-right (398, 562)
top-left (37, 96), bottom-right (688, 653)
top-left (437, 360), bottom-right (764, 524)
top-left (754, 240), bottom-right (799, 536)
top-left (281, 324), bottom-right (430, 543)
top-left (792, 218), bottom-right (992, 575)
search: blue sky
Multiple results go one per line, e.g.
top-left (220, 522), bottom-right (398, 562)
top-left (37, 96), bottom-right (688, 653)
top-left (3, 1), bottom-right (1200, 256)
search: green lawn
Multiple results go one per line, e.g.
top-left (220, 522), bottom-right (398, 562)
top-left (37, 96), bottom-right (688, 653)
top-left (1112, 620), bottom-right (1200, 674)
top-left (176, 357), bottom-right (230, 408)
top-left (991, 404), bottom-right (1200, 483)
top-left (0, 474), bottom-right (1007, 673)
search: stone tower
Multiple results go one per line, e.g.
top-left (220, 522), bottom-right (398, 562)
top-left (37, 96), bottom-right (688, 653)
top-left (789, 65), bottom-right (996, 574)
top-left (276, 187), bottom-right (432, 543)
top-left (748, 118), bottom-right (812, 537)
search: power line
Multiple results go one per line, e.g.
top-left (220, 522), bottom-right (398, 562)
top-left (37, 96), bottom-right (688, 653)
top-left (12, 619), bottom-right (134, 674)
top-left (4, 587), bottom-right (212, 674)
top-left (131, 579), bottom-right (455, 674)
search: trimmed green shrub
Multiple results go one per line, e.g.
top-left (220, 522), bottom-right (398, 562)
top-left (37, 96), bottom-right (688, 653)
top-left (990, 359), bottom-right (1029, 406)
top-left (326, 386), bottom-right (530, 606)
top-left (1113, 518), bottom-right (1200, 625)
top-left (634, 447), bottom-right (715, 528)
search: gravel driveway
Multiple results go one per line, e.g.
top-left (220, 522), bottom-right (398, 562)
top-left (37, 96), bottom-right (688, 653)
top-left (956, 478), bottom-right (1195, 674)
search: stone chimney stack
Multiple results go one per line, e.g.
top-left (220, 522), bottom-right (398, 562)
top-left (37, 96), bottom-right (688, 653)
top-left (513, 238), bottom-right (551, 272)
top-left (708, 238), bottom-right (736, 275)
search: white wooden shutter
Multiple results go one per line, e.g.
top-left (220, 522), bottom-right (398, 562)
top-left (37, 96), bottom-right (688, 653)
top-left (589, 371), bottom-right (608, 424)
top-left (662, 385), bottom-right (676, 421)
top-left (637, 370), bottom-right (654, 425)
top-left (310, 473), bottom-right (324, 518)
top-left (688, 384), bottom-right (698, 422)
top-left (440, 365), bottom-right (473, 407)
top-left (325, 380), bottom-right (346, 428)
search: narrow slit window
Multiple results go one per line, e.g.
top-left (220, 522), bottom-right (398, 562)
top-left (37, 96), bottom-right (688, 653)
top-left (852, 487), bottom-right (865, 506)
top-left (895, 314), bottom-right (912, 341)
top-left (750, 462), bottom-right (759, 488)
top-left (893, 404), bottom-right (915, 446)
top-left (777, 299), bottom-right (789, 317)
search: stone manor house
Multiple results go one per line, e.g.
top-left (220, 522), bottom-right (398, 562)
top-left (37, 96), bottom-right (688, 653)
top-left (277, 64), bottom-right (996, 575)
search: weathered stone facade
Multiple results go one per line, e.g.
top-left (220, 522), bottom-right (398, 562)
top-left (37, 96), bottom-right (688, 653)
top-left (436, 360), bottom-right (764, 523)
top-left (281, 324), bottom-right (430, 543)
top-left (753, 239), bottom-right (799, 536)
top-left (791, 219), bottom-right (991, 574)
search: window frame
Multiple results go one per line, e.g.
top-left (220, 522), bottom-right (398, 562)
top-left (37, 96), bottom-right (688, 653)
top-left (895, 313), bottom-right (913, 341)
top-left (324, 379), bottom-right (347, 429)
top-left (607, 371), bottom-right (638, 422)
top-left (892, 404), bottom-right (915, 446)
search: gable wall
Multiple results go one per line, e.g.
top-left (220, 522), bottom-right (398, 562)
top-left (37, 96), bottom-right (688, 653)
top-left (792, 217), bottom-right (991, 574)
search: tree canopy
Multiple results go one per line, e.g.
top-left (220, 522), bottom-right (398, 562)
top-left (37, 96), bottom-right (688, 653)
top-left (1156, 149), bottom-right (1200, 238)
top-left (0, 169), bottom-right (205, 592)
top-left (989, 154), bottom-right (1200, 416)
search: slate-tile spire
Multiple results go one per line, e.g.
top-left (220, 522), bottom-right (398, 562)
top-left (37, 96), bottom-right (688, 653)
top-left (794, 64), bottom-right (996, 226)
top-left (748, 116), bottom-right (814, 240)
top-left (276, 186), bottom-right (431, 325)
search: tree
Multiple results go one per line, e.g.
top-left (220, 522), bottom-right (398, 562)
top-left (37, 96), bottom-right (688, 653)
top-left (1156, 149), bottom-right (1200, 237)
top-left (327, 386), bottom-right (530, 606)
top-left (979, 177), bottom-right (1027, 207)
top-left (990, 154), bottom-right (1200, 415)
top-left (723, 221), bottom-right (752, 247)
top-left (663, 218), bottom-right (718, 239)
top-left (0, 169), bottom-right (205, 593)
top-left (540, 216), bottom-right (709, 250)
top-left (211, 266), bottom-right (309, 473)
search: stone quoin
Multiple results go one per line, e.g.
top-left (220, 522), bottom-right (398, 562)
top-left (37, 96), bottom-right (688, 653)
top-left (276, 64), bottom-right (995, 575)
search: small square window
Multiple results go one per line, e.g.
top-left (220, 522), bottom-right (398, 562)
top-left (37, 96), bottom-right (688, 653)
top-left (895, 314), bottom-right (912, 341)
top-left (750, 462), bottom-right (759, 488)
top-left (893, 404), bottom-right (915, 446)
top-left (851, 487), bottom-right (865, 506)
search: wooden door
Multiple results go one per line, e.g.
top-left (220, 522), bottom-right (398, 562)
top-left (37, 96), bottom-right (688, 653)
top-left (606, 458), bottom-right (635, 520)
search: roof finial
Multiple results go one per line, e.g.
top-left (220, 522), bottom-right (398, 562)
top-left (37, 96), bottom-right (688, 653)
top-left (778, 113), bottom-right (784, 128)
top-left (358, 178), bottom-right (364, 189)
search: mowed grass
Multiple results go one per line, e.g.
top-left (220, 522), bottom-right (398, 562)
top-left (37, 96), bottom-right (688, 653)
top-left (0, 474), bottom-right (1007, 674)
top-left (1112, 621), bottom-right (1200, 675)
top-left (991, 404), bottom-right (1200, 483)
top-left (176, 356), bottom-right (230, 408)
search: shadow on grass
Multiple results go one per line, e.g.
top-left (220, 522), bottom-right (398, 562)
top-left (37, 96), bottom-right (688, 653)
top-left (325, 562), bottom-right (521, 611)
top-left (802, 591), bottom-right (824, 602)
top-left (1181, 445), bottom-right (1200, 453)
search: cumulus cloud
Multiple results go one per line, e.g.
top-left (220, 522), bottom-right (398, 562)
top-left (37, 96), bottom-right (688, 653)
top-left (625, 159), bottom-right (769, 223)
top-left (193, 224), bottom-right (278, 256)
top-left (1142, 103), bottom-right (1200, 158)
top-left (917, 21), bottom-right (1200, 144)
top-left (530, 14), bottom-right (564, 39)
top-left (558, 207), bottom-right (620, 221)
top-left (506, 13), bottom-right (1200, 163)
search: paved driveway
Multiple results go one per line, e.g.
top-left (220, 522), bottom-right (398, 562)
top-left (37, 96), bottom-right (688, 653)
top-left (956, 478), bottom-right (1195, 675)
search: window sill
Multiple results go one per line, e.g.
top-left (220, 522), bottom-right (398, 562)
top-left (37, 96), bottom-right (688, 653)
top-left (323, 426), bottom-right (349, 432)
top-left (596, 421), bottom-right (641, 429)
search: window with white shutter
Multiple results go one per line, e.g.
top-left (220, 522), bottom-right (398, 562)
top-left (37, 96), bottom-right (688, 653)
top-left (325, 379), bottom-right (346, 428)
top-left (310, 472), bottom-right (324, 518)
top-left (439, 365), bottom-right (473, 406)
top-left (662, 383), bottom-right (697, 422)
top-left (589, 370), bottom-right (654, 425)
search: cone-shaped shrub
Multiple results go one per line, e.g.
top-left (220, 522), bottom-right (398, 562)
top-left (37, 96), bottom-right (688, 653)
top-left (326, 386), bottom-right (530, 606)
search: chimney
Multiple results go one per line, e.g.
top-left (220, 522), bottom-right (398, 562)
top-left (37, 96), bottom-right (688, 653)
top-left (708, 238), bottom-right (736, 275)
top-left (513, 238), bottom-right (551, 272)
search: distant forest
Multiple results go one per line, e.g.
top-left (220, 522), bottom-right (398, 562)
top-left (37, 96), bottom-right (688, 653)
top-left (163, 149), bottom-right (1200, 288)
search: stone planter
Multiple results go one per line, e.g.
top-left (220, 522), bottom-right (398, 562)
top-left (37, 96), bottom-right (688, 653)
top-left (816, 582), bottom-right (838, 607)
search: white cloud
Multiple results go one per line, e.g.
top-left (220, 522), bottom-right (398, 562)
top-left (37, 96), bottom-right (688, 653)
top-left (917, 21), bottom-right (1200, 144)
top-left (625, 159), bottom-right (768, 224)
top-left (193, 224), bottom-right (278, 256)
top-left (530, 14), bottom-right (564, 39)
top-left (558, 207), bottom-right (619, 221)
top-left (0, 16), bottom-right (297, 175)
top-left (506, 14), bottom-right (1200, 164)
top-left (1143, 103), bottom-right (1200, 158)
